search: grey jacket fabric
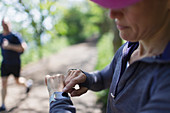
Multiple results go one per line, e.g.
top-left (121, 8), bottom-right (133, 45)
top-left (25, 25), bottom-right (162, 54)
top-left (50, 41), bottom-right (170, 113)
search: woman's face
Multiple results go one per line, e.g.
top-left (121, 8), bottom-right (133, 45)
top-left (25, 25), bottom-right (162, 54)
top-left (110, 0), bottom-right (170, 42)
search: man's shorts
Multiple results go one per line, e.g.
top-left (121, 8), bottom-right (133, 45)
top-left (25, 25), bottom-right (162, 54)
top-left (1, 63), bottom-right (21, 78)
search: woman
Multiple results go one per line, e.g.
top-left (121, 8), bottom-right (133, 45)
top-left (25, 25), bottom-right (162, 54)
top-left (46, 0), bottom-right (170, 113)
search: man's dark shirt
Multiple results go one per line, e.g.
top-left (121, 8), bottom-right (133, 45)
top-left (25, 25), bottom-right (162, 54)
top-left (0, 33), bottom-right (23, 65)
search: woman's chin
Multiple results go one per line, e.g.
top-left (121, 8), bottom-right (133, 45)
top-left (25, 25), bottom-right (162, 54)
top-left (120, 34), bottom-right (138, 42)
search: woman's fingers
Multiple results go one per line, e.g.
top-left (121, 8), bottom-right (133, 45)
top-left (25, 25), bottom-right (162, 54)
top-left (63, 73), bottom-right (87, 94)
top-left (63, 76), bottom-right (79, 92)
top-left (70, 87), bottom-right (88, 97)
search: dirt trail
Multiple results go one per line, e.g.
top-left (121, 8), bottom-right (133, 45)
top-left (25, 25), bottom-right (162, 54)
top-left (0, 38), bottom-right (102, 113)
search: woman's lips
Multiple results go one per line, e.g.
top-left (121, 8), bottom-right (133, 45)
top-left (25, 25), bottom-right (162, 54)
top-left (116, 25), bottom-right (129, 30)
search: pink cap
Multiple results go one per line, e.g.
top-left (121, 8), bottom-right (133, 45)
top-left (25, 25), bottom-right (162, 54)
top-left (91, 0), bottom-right (142, 9)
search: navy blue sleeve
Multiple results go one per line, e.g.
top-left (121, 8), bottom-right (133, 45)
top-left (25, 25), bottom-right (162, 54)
top-left (50, 98), bottom-right (76, 113)
top-left (80, 43), bottom-right (125, 91)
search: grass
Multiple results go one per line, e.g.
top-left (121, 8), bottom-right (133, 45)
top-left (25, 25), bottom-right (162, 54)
top-left (95, 32), bottom-right (114, 70)
top-left (95, 32), bottom-right (114, 112)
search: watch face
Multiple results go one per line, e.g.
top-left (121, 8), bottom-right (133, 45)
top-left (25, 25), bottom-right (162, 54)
top-left (54, 92), bottom-right (69, 98)
top-left (50, 92), bottom-right (69, 103)
top-left (62, 92), bottom-right (69, 97)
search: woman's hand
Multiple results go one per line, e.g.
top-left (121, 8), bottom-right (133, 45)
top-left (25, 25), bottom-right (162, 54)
top-left (45, 74), bottom-right (65, 97)
top-left (63, 69), bottom-right (88, 97)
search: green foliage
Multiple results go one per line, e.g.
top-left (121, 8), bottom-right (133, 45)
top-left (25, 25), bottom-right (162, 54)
top-left (56, 7), bottom-right (86, 44)
top-left (0, 0), bottom-right (109, 58)
top-left (95, 32), bottom-right (114, 70)
top-left (55, 2), bottom-right (109, 44)
top-left (95, 32), bottom-right (114, 112)
top-left (81, 2), bottom-right (104, 38)
top-left (54, 21), bottom-right (68, 36)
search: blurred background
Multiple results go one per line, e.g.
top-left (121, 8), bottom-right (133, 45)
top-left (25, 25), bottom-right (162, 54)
top-left (0, 0), bottom-right (123, 112)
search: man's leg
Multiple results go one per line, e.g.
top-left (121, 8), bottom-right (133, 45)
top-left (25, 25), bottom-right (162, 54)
top-left (0, 76), bottom-right (8, 111)
top-left (13, 64), bottom-right (33, 93)
top-left (15, 77), bottom-right (26, 87)
top-left (15, 77), bottom-right (33, 93)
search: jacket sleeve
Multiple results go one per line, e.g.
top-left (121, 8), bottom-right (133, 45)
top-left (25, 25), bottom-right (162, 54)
top-left (50, 98), bottom-right (76, 113)
top-left (80, 43), bottom-right (124, 91)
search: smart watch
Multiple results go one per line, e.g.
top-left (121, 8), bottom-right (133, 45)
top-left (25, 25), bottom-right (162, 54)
top-left (49, 92), bottom-right (69, 103)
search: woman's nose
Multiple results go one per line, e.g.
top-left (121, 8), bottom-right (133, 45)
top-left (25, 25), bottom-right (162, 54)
top-left (109, 9), bottom-right (123, 19)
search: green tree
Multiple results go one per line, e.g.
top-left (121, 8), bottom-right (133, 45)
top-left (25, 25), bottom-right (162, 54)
top-left (17, 0), bottom-right (59, 57)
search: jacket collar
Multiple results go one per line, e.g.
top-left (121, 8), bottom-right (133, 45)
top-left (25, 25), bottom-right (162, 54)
top-left (124, 41), bottom-right (170, 63)
top-left (161, 42), bottom-right (170, 60)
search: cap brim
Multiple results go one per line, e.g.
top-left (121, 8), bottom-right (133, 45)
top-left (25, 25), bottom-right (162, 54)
top-left (90, 0), bottom-right (142, 9)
